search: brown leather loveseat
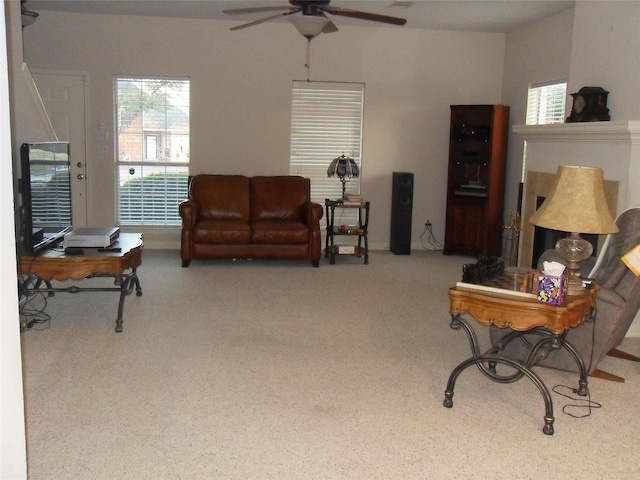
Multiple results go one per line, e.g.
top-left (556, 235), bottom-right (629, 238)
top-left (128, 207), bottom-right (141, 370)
top-left (179, 175), bottom-right (323, 267)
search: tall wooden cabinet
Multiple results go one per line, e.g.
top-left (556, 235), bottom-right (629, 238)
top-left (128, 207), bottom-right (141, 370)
top-left (443, 105), bottom-right (509, 257)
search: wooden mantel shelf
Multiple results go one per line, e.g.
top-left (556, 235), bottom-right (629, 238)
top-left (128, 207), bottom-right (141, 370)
top-left (513, 121), bottom-right (640, 144)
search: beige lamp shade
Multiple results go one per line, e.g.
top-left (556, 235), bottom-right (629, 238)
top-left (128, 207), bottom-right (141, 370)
top-left (529, 166), bottom-right (618, 234)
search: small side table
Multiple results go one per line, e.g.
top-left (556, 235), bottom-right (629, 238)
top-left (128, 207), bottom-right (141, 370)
top-left (324, 199), bottom-right (370, 264)
top-left (443, 277), bottom-right (598, 435)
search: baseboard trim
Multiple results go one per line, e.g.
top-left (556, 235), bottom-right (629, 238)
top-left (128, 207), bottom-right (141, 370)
top-left (626, 319), bottom-right (640, 337)
top-left (119, 227), bottom-right (180, 250)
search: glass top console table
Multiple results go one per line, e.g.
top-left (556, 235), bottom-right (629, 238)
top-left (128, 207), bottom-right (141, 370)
top-left (443, 275), bottom-right (598, 435)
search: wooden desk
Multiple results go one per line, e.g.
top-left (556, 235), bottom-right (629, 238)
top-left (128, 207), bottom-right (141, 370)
top-left (443, 281), bottom-right (598, 435)
top-left (18, 233), bottom-right (143, 332)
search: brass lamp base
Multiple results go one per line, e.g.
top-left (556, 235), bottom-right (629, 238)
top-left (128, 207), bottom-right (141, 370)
top-left (555, 232), bottom-right (593, 296)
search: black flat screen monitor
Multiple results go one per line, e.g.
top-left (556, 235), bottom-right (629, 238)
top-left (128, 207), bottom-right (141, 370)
top-left (20, 141), bottom-right (73, 254)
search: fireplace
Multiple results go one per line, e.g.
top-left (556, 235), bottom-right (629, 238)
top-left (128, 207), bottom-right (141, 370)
top-left (512, 121), bottom-right (638, 333)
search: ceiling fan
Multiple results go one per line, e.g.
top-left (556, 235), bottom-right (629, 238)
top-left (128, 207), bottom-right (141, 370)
top-left (21, 0), bottom-right (39, 28)
top-left (224, 0), bottom-right (407, 39)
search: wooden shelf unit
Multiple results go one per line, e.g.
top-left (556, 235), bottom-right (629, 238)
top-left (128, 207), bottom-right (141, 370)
top-left (444, 105), bottom-right (509, 257)
top-left (324, 199), bottom-right (370, 265)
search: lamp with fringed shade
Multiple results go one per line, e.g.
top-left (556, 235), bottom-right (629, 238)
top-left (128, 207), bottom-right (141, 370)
top-left (327, 154), bottom-right (359, 199)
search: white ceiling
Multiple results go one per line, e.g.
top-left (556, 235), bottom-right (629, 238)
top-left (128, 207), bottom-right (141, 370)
top-left (25, 1), bottom-right (575, 33)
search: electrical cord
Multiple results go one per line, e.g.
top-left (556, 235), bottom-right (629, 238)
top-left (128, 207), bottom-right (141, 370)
top-left (551, 384), bottom-right (601, 418)
top-left (19, 274), bottom-right (51, 331)
top-left (17, 247), bottom-right (53, 332)
top-left (552, 304), bottom-right (600, 419)
top-left (15, 204), bottom-right (57, 331)
top-left (420, 223), bottom-right (443, 250)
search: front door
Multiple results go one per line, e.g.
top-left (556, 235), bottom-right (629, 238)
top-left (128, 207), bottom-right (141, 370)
top-left (32, 71), bottom-right (88, 227)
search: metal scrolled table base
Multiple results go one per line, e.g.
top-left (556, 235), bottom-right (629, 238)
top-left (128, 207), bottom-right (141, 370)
top-left (22, 269), bottom-right (142, 333)
top-left (443, 313), bottom-right (589, 435)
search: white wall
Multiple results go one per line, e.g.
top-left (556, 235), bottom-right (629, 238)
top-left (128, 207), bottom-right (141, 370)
top-left (502, 1), bottom-right (640, 218)
top-left (569, 1), bottom-right (640, 121)
top-left (502, 1), bottom-right (640, 336)
top-left (16, 4), bottom-right (640, 252)
top-left (1, 2), bottom-right (28, 479)
top-left (501, 8), bottom-right (575, 215)
top-left (22, 11), bottom-right (506, 250)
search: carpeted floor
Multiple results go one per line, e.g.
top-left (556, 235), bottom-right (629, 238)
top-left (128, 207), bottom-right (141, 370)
top-left (20, 249), bottom-right (640, 479)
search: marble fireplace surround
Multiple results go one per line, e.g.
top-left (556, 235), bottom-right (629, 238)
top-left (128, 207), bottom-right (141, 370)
top-left (514, 121), bottom-right (640, 270)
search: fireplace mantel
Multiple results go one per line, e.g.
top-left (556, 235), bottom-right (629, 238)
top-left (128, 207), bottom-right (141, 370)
top-left (514, 123), bottom-right (640, 337)
top-left (515, 120), bottom-right (640, 271)
top-left (516, 119), bottom-right (640, 221)
top-left (513, 121), bottom-right (640, 144)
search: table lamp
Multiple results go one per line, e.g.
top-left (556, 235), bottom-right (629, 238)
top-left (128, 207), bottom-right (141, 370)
top-left (528, 165), bottom-right (618, 296)
top-left (327, 154), bottom-right (359, 199)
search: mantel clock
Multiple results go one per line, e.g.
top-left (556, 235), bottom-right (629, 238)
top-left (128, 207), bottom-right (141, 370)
top-left (566, 87), bottom-right (610, 123)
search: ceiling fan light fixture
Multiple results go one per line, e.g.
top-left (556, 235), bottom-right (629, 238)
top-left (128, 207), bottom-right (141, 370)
top-left (21, 1), bottom-right (39, 27)
top-left (289, 14), bottom-right (330, 39)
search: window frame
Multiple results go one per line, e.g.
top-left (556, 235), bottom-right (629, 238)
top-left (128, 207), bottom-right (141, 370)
top-left (114, 76), bottom-right (190, 226)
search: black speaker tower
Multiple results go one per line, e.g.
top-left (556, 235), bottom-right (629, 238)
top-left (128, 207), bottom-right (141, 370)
top-left (390, 172), bottom-right (414, 255)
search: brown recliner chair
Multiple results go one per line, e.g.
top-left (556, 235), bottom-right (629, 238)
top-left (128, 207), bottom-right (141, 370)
top-left (491, 206), bottom-right (640, 381)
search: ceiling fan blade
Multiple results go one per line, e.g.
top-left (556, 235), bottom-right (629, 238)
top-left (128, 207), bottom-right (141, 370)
top-left (229, 10), bottom-right (300, 31)
top-left (224, 6), bottom-right (296, 15)
top-left (324, 7), bottom-right (407, 26)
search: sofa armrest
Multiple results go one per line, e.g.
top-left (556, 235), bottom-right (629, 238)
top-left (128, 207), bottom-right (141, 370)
top-left (304, 201), bottom-right (324, 227)
top-left (305, 202), bottom-right (324, 267)
top-left (179, 199), bottom-right (199, 267)
top-left (179, 199), bottom-right (198, 229)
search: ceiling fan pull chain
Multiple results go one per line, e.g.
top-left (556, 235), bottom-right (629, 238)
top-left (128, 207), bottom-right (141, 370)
top-left (305, 38), bottom-right (311, 81)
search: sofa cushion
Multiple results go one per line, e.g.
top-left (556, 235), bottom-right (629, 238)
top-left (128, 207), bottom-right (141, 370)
top-left (190, 175), bottom-right (250, 222)
top-left (193, 220), bottom-right (251, 244)
top-left (251, 221), bottom-right (309, 244)
top-left (250, 176), bottom-right (309, 222)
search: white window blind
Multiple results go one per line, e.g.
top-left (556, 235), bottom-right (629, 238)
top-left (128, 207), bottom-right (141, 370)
top-left (521, 80), bottom-right (568, 181)
top-left (526, 81), bottom-right (567, 125)
top-left (115, 77), bottom-right (190, 226)
top-left (290, 81), bottom-right (364, 208)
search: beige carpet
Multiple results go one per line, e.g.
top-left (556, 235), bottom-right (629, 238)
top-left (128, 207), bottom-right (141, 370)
top-left (20, 249), bottom-right (640, 479)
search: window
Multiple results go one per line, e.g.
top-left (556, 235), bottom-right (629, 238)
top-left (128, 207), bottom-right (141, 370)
top-left (115, 77), bottom-right (189, 225)
top-left (290, 81), bottom-right (364, 213)
top-left (526, 81), bottom-right (567, 125)
top-left (522, 80), bottom-right (567, 180)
